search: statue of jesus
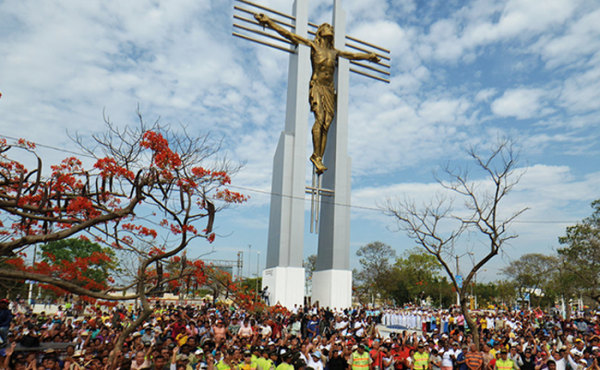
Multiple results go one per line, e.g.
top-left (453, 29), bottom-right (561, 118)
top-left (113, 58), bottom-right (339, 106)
top-left (255, 13), bottom-right (380, 174)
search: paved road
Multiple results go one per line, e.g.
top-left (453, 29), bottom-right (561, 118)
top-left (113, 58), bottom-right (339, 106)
top-left (30, 304), bottom-right (61, 315)
top-left (378, 324), bottom-right (422, 338)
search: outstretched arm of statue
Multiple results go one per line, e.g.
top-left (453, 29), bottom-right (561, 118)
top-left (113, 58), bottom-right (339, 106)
top-left (254, 13), bottom-right (312, 47)
top-left (338, 50), bottom-right (381, 63)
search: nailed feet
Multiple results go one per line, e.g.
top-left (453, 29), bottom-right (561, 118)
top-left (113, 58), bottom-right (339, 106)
top-left (310, 154), bottom-right (327, 174)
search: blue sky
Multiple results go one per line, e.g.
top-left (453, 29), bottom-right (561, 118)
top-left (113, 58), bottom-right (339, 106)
top-left (0, 0), bottom-right (599, 283)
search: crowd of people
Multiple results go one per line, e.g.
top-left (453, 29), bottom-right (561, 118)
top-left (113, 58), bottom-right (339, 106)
top-left (0, 299), bottom-right (599, 370)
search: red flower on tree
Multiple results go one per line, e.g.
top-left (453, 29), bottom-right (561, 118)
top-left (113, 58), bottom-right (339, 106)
top-left (0, 120), bottom-right (247, 305)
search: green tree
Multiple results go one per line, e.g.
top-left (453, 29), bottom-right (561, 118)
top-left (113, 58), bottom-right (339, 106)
top-left (383, 275), bottom-right (410, 305)
top-left (396, 248), bottom-right (441, 282)
top-left (240, 277), bottom-right (262, 301)
top-left (396, 249), bottom-right (440, 301)
top-left (355, 241), bottom-right (396, 305)
top-left (473, 282), bottom-right (497, 308)
top-left (39, 238), bottom-right (119, 291)
top-left (487, 280), bottom-right (517, 309)
top-left (381, 248), bottom-right (454, 307)
top-left (500, 253), bottom-right (558, 308)
top-left (558, 200), bottom-right (600, 304)
top-left (304, 254), bottom-right (317, 294)
top-left (544, 265), bottom-right (578, 316)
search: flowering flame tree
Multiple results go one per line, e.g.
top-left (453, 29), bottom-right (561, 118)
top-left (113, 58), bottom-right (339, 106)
top-left (0, 115), bottom-right (247, 362)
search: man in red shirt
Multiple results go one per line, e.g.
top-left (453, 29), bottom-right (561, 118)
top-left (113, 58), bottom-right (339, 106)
top-left (171, 317), bottom-right (187, 340)
top-left (391, 342), bottom-right (406, 370)
top-left (370, 340), bottom-right (385, 370)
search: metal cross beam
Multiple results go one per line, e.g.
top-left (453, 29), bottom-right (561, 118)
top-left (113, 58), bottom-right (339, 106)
top-left (232, 0), bottom-right (391, 83)
top-left (305, 171), bottom-right (334, 233)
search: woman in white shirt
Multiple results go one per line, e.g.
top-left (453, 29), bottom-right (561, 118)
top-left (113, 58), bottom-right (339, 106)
top-left (238, 319), bottom-right (253, 338)
top-left (441, 342), bottom-right (455, 370)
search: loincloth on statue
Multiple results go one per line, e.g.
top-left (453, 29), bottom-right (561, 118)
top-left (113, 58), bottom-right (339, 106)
top-left (309, 81), bottom-right (336, 116)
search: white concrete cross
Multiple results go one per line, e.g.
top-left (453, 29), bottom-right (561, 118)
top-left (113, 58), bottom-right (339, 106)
top-left (233, 0), bottom-right (390, 308)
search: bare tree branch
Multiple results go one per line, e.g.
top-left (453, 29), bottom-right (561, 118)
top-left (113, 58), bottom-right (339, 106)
top-left (382, 137), bottom-right (527, 349)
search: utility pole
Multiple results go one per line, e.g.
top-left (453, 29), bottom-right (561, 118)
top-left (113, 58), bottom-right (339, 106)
top-left (237, 252), bottom-right (244, 287)
top-left (454, 252), bottom-right (472, 307)
top-left (456, 254), bottom-right (460, 307)
top-left (248, 245), bottom-right (251, 279)
top-left (456, 255), bottom-right (459, 275)
top-left (27, 244), bottom-right (38, 306)
top-left (439, 278), bottom-right (442, 308)
top-left (255, 251), bottom-right (260, 302)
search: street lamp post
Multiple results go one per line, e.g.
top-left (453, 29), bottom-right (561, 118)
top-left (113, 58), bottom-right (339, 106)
top-left (27, 244), bottom-right (38, 307)
top-left (255, 251), bottom-right (260, 302)
top-left (455, 252), bottom-right (473, 307)
top-left (248, 245), bottom-right (252, 278)
top-left (472, 272), bottom-right (475, 308)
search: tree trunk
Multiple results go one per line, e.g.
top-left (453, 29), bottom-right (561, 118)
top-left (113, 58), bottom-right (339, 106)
top-left (460, 293), bottom-right (479, 350)
top-left (106, 275), bottom-right (153, 369)
top-left (565, 298), bottom-right (572, 319)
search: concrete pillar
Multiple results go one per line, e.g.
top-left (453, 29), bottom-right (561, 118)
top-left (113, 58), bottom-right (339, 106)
top-left (263, 0), bottom-right (310, 308)
top-left (311, 0), bottom-right (353, 309)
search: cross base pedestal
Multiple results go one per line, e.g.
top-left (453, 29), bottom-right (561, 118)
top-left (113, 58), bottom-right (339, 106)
top-left (311, 269), bottom-right (352, 309)
top-left (262, 266), bottom-right (305, 308)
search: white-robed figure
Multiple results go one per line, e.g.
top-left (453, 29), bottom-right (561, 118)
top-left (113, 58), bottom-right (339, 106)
top-left (382, 309), bottom-right (428, 330)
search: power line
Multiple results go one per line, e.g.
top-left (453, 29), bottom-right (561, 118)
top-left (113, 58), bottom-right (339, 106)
top-left (0, 135), bottom-right (582, 225)
top-left (0, 134), bottom-right (95, 158)
top-left (226, 184), bottom-right (579, 224)
top-left (511, 220), bottom-right (577, 224)
top-left (225, 183), bottom-right (379, 211)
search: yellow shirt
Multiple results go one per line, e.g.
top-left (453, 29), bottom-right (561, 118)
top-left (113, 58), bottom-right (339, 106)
top-left (176, 333), bottom-right (189, 346)
top-left (217, 361), bottom-right (233, 370)
top-left (238, 362), bottom-right (258, 370)
top-left (414, 352), bottom-right (430, 370)
top-left (351, 351), bottom-right (371, 370)
top-left (496, 359), bottom-right (514, 370)
top-left (275, 363), bottom-right (293, 370)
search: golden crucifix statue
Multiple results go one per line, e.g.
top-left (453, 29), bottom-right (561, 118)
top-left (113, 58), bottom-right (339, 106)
top-left (255, 13), bottom-right (380, 174)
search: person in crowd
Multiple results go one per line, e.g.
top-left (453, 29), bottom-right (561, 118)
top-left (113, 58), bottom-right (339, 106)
top-left (1, 295), bottom-right (600, 370)
top-left (0, 299), bottom-right (13, 345)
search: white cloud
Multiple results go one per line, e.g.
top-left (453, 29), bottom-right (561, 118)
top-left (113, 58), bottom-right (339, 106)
top-left (351, 163), bottom-right (600, 269)
top-left (345, 86), bottom-right (479, 176)
top-left (418, 98), bottom-right (471, 125)
top-left (420, 0), bottom-right (581, 62)
top-left (490, 88), bottom-right (548, 119)
top-left (535, 7), bottom-right (600, 69)
top-left (1, 0), bottom-right (599, 277)
top-left (344, 0), bottom-right (389, 24)
top-left (475, 88), bottom-right (498, 102)
top-left (465, 0), bottom-right (577, 44)
top-left (559, 62), bottom-right (600, 113)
